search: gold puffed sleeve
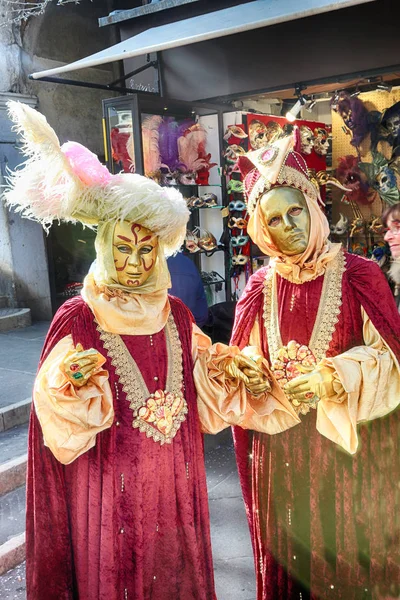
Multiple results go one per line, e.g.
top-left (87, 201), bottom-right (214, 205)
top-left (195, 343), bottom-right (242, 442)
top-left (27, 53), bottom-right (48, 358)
top-left (34, 335), bottom-right (114, 465)
top-left (316, 307), bottom-right (400, 454)
top-left (192, 323), bottom-right (300, 435)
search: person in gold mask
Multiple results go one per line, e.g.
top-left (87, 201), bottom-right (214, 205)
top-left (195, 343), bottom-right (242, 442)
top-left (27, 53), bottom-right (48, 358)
top-left (232, 131), bottom-right (400, 600)
top-left (4, 102), bottom-right (300, 600)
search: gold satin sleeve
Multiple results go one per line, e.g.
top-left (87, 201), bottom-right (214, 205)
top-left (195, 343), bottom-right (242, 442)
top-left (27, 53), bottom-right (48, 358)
top-left (33, 335), bottom-right (114, 465)
top-left (316, 307), bottom-right (400, 454)
top-left (192, 324), bottom-right (300, 435)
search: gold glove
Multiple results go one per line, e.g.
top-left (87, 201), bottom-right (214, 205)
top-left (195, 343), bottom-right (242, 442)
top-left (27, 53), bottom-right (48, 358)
top-left (283, 364), bottom-right (334, 406)
top-left (221, 351), bottom-right (272, 396)
top-left (63, 343), bottom-right (104, 388)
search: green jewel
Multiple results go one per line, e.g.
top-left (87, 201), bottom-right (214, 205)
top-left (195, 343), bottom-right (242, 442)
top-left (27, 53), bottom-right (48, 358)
top-left (72, 372), bottom-right (83, 380)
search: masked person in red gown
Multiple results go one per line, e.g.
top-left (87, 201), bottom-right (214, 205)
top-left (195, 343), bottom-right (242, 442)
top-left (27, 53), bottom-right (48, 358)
top-left (4, 102), bottom-right (302, 600)
top-left (232, 131), bottom-right (400, 600)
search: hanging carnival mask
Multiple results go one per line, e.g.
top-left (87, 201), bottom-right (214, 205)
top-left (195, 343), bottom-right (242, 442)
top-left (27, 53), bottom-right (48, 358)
top-left (382, 101), bottom-right (400, 145)
top-left (224, 145), bottom-right (246, 163)
top-left (177, 171), bottom-right (197, 185)
top-left (231, 254), bottom-right (249, 266)
top-left (160, 166), bottom-right (178, 186)
top-left (368, 215), bottom-right (385, 235)
top-left (299, 125), bottom-right (314, 155)
top-left (349, 217), bottom-right (365, 237)
top-left (331, 91), bottom-right (369, 148)
top-left (330, 213), bottom-right (349, 236)
top-left (249, 120), bottom-right (282, 149)
top-left (336, 155), bottom-right (372, 205)
top-left (194, 228), bottom-right (217, 252)
top-left (359, 151), bottom-right (400, 205)
top-left (185, 230), bottom-right (201, 253)
top-left (351, 242), bottom-right (366, 256)
top-left (228, 216), bottom-right (247, 229)
top-left (228, 200), bottom-right (247, 212)
top-left (231, 234), bottom-right (249, 247)
top-left (313, 128), bottom-right (330, 156)
top-left (223, 125), bottom-right (248, 142)
top-left (371, 242), bottom-right (388, 268)
top-left (227, 179), bottom-right (245, 194)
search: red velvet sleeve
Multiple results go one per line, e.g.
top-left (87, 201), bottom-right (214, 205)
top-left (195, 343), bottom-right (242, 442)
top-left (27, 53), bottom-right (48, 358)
top-left (346, 254), bottom-right (400, 359)
top-left (26, 298), bottom-right (86, 599)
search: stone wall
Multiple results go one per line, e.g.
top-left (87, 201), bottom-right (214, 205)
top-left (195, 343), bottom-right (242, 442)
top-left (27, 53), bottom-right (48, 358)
top-left (0, 0), bottom-right (119, 319)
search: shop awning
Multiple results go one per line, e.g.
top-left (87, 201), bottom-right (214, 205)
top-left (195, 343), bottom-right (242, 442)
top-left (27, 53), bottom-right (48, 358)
top-left (30, 0), bottom-right (375, 81)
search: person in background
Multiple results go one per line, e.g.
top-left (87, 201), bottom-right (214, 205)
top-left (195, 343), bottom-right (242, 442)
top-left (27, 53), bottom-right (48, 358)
top-left (167, 252), bottom-right (209, 326)
top-left (383, 202), bottom-right (400, 311)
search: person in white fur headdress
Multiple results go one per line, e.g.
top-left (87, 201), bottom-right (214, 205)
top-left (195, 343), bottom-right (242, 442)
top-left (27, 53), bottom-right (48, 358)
top-left (4, 102), bottom-right (300, 600)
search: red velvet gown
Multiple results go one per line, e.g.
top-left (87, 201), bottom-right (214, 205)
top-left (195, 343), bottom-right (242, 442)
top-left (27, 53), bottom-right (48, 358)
top-left (232, 253), bottom-right (400, 600)
top-left (26, 296), bottom-right (216, 600)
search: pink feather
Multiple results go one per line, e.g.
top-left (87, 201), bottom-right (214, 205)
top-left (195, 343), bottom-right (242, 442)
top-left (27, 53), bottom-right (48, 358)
top-left (61, 141), bottom-right (112, 186)
top-left (178, 124), bottom-right (209, 172)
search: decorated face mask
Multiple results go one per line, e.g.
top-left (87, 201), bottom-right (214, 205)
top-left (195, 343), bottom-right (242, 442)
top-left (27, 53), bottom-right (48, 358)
top-left (177, 171), bottom-right (197, 185)
top-left (387, 114), bottom-right (400, 138)
top-left (260, 187), bottom-right (310, 256)
top-left (313, 128), bottom-right (330, 156)
top-left (359, 152), bottom-right (400, 206)
top-left (113, 221), bottom-right (158, 288)
top-left (299, 126), bottom-right (314, 155)
top-left (160, 166), bottom-right (178, 186)
top-left (330, 213), bottom-right (349, 236)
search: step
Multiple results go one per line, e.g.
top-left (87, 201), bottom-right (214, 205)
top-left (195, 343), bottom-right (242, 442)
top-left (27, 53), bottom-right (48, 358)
top-left (0, 532), bottom-right (25, 577)
top-left (0, 297), bottom-right (9, 309)
top-left (0, 486), bottom-right (26, 546)
top-left (0, 309), bottom-right (31, 333)
top-left (0, 424), bottom-right (29, 468)
top-left (0, 399), bottom-right (31, 432)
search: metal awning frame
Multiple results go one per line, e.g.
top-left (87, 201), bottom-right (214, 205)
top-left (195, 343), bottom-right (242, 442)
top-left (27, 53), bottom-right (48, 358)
top-left (29, 63), bottom-right (400, 108)
top-left (28, 55), bottom-right (163, 97)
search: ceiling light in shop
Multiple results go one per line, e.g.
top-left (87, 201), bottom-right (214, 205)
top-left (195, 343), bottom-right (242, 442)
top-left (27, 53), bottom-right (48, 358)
top-left (305, 99), bottom-right (316, 112)
top-left (285, 98), bottom-right (303, 122)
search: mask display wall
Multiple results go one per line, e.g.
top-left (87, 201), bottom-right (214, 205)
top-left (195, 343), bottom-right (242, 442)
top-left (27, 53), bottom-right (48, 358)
top-left (331, 88), bottom-right (400, 258)
top-left (246, 114), bottom-right (330, 178)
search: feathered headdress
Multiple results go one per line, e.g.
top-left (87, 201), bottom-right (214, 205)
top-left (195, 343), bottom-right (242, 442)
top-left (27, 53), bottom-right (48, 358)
top-left (4, 102), bottom-right (189, 255)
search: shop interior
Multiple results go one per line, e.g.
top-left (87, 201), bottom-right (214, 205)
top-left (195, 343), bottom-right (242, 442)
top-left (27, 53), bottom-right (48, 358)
top-left (48, 69), bottom-right (400, 316)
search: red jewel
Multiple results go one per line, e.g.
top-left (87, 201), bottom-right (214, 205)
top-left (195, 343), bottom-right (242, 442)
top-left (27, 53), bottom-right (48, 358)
top-left (70, 363), bottom-right (80, 371)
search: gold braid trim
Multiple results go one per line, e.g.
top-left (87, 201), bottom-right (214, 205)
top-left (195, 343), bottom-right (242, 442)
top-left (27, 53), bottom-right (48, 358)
top-left (263, 250), bottom-right (346, 363)
top-left (97, 313), bottom-right (188, 445)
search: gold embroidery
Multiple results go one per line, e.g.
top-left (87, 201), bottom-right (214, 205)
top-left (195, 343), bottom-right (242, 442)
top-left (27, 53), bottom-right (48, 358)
top-left (98, 314), bottom-right (188, 445)
top-left (248, 164), bottom-right (319, 214)
top-left (263, 250), bottom-right (345, 364)
top-left (263, 251), bottom-right (345, 415)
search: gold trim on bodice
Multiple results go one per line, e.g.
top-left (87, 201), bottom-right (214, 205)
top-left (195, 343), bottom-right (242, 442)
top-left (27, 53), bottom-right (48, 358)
top-left (97, 313), bottom-right (188, 445)
top-left (263, 250), bottom-right (346, 364)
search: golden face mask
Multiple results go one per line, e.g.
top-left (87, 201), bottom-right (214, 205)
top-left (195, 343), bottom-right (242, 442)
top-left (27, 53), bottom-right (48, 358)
top-left (259, 187), bottom-right (310, 256)
top-left (113, 221), bottom-right (158, 288)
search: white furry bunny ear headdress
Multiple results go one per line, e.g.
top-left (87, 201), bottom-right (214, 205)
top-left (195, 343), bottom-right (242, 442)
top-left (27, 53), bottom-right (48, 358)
top-left (4, 101), bottom-right (189, 255)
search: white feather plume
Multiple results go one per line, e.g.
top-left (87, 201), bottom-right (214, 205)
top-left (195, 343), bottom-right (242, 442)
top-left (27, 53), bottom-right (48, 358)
top-left (4, 102), bottom-right (189, 254)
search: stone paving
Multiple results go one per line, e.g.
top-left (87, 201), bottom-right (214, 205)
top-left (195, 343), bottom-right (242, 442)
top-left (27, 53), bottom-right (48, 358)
top-left (0, 432), bottom-right (255, 600)
top-left (0, 323), bottom-right (49, 409)
top-left (0, 320), bottom-right (256, 599)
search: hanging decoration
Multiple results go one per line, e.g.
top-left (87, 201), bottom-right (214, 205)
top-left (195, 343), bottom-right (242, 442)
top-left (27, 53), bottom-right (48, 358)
top-left (359, 151), bottom-right (400, 206)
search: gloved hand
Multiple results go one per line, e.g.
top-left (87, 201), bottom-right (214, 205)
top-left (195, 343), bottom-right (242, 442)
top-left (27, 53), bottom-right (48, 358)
top-left (63, 343), bottom-right (104, 388)
top-left (221, 351), bottom-right (272, 396)
top-left (283, 364), bottom-right (334, 407)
